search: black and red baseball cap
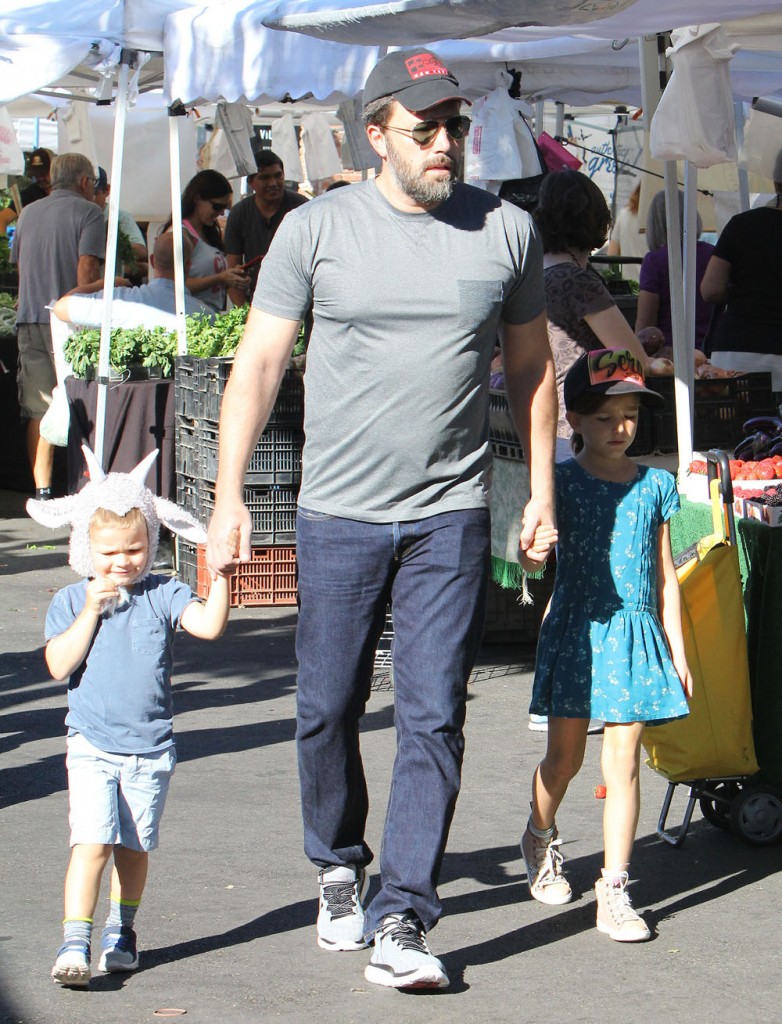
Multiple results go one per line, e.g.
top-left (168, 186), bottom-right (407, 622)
top-left (362, 49), bottom-right (469, 111)
top-left (564, 349), bottom-right (664, 410)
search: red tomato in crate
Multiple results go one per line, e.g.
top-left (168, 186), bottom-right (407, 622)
top-left (776, 465), bottom-right (782, 479)
top-left (755, 462), bottom-right (776, 480)
top-left (689, 460), bottom-right (707, 475)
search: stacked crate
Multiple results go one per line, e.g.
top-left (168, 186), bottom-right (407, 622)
top-left (174, 356), bottom-right (304, 606)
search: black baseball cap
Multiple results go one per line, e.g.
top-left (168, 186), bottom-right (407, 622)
top-left (96, 166), bottom-right (109, 192)
top-left (362, 48), bottom-right (469, 111)
top-left (27, 148), bottom-right (51, 175)
top-left (564, 349), bottom-right (664, 410)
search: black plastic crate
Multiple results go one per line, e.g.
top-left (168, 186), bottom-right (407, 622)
top-left (652, 372), bottom-right (775, 453)
top-left (175, 417), bottom-right (204, 479)
top-left (176, 536), bottom-right (199, 592)
top-left (199, 422), bottom-right (304, 486)
top-left (199, 481), bottom-right (299, 545)
top-left (175, 357), bottom-right (304, 426)
top-left (626, 403), bottom-right (655, 456)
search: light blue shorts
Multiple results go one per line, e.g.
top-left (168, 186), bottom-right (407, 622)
top-left (65, 732), bottom-right (176, 852)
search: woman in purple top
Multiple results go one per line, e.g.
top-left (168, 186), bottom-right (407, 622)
top-left (635, 190), bottom-right (715, 351)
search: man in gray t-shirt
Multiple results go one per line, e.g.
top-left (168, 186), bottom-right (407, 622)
top-left (207, 49), bottom-right (557, 990)
top-left (12, 152), bottom-right (105, 499)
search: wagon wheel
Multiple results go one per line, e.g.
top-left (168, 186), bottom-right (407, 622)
top-left (729, 786), bottom-right (782, 846)
top-left (699, 781), bottom-right (742, 830)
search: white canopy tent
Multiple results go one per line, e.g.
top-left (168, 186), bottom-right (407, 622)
top-left (3, 0), bottom-right (782, 471)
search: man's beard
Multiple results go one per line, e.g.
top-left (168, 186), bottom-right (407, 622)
top-left (384, 133), bottom-right (459, 206)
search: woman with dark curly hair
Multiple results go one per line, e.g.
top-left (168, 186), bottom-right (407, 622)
top-left (164, 170), bottom-right (248, 311)
top-left (534, 169), bottom-right (647, 460)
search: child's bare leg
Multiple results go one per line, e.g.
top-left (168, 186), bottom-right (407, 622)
top-left (111, 846), bottom-right (149, 902)
top-left (99, 847), bottom-right (148, 974)
top-left (600, 722), bottom-right (644, 871)
top-left (63, 843), bottom-right (114, 919)
top-left (531, 717), bottom-right (590, 829)
top-left (595, 722), bottom-right (650, 941)
top-left (522, 718), bottom-right (589, 906)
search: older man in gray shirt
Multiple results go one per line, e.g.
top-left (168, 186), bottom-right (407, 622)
top-left (12, 152), bottom-right (105, 499)
top-left (53, 231), bottom-right (214, 331)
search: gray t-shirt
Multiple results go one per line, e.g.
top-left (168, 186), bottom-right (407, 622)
top-left (253, 180), bottom-right (544, 522)
top-left (12, 189), bottom-right (106, 324)
top-left (46, 574), bottom-right (197, 755)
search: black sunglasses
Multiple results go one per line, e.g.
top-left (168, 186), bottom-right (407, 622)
top-left (383, 115), bottom-right (471, 147)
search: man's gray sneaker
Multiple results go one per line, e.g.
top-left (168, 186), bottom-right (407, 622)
top-left (317, 864), bottom-right (369, 950)
top-left (364, 913), bottom-right (448, 989)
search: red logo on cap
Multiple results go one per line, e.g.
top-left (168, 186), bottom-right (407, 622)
top-left (404, 54), bottom-right (451, 80)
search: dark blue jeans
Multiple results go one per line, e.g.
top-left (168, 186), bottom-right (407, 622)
top-left (295, 506), bottom-right (490, 935)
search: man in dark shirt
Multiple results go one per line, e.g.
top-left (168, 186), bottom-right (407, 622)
top-left (223, 150), bottom-right (308, 306)
top-left (20, 149), bottom-right (52, 206)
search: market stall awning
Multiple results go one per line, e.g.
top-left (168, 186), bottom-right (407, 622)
top-left (262, 0), bottom-right (782, 46)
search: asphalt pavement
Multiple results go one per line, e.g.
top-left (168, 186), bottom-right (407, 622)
top-left (2, 487), bottom-right (781, 1024)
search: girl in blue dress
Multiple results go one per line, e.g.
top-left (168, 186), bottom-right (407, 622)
top-left (520, 348), bottom-right (692, 942)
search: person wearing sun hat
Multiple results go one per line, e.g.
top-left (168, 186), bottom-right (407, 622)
top-left (206, 47), bottom-right (556, 990)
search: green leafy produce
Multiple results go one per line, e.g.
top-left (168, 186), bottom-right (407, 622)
top-left (115, 226), bottom-right (138, 275)
top-left (64, 304), bottom-right (254, 378)
top-left (64, 324), bottom-right (178, 379)
top-left (0, 235), bottom-right (12, 275)
top-left (0, 291), bottom-right (15, 309)
top-left (185, 304), bottom-right (249, 358)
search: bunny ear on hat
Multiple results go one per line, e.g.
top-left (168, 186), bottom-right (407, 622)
top-left (26, 493), bottom-right (83, 529)
top-left (153, 496), bottom-right (207, 545)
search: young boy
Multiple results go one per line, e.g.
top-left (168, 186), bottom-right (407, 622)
top-left (28, 448), bottom-right (232, 987)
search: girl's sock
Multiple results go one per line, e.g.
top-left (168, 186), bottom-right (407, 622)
top-left (63, 917), bottom-right (92, 949)
top-left (601, 868), bottom-right (630, 887)
top-left (105, 894), bottom-right (141, 930)
top-left (527, 816), bottom-right (555, 843)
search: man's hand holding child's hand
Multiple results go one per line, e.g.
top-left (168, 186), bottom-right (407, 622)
top-left (519, 523), bottom-right (558, 574)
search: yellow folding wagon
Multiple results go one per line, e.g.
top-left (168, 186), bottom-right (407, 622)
top-left (642, 451), bottom-right (782, 847)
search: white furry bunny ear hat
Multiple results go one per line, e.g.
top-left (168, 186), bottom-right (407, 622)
top-left (26, 446), bottom-right (206, 580)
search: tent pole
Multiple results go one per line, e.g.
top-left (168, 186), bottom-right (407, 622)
top-left (643, 31), bottom-right (695, 479)
top-left (94, 52), bottom-right (133, 470)
top-left (674, 162), bottom-right (697, 474)
top-left (734, 100), bottom-right (750, 213)
top-left (168, 103), bottom-right (187, 356)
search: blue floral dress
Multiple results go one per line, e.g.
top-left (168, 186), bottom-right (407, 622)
top-left (530, 460), bottom-right (690, 724)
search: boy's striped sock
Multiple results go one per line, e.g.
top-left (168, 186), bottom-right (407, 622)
top-left (63, 917), bottom-right (92, 948)
top-left (105, 894), bottom-right (141, 929)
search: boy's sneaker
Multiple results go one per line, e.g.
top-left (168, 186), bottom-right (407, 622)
top-left (521, 826), bottom-right (572, 905)
top-left (364, 913), bottom-right (449, 990)
top-left (51, 940), bottom-right (91, 987)
top-left (317, 864), bottom-right (369, 950)
top-left (98, 925), bottom-right (140, 972)
top-left (595, 873), bottom-right (651, 942)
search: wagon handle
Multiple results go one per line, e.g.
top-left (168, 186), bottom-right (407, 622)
top-left (706, 449), bottom-right (737, 546)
